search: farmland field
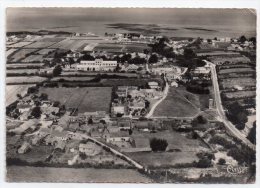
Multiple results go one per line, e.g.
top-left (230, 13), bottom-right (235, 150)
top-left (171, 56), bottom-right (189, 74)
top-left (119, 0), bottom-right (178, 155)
top-left (220, 77), bottom-right (256, 89)
top-left (223, 90), bottom-right (256, 99)
top-left (100, 78), bottom-right (163, 87)
top-left (21, 55), bottom-right (45, 62)
top-left (6, 166), bottom-right (152, 183)
top-left (94, 43), bottom-right (124, 53)
top-left (6, 84), bottom-right (35, 106)
top-left (154, 87), bottom-right (200, 117)
top-left (122, 43), bottom-right (151, 53)
top-left (51, 76), bottom-right (96, 82)
top-left (8, 49), bottom-right (38, 62)
top-left (39, 37), bottom-right (65, 42)
top-left (6, 63), bottom-right (44, 68)
top-left (37, 49), bottom-right (56, 55)
top-left (7, 41), bottom-right (33, 48)
top-left (61, 71), bottom-right (138, 77)
top-left (6, 69), bottom-right (39, 75)
top-left (49, 39), bottom-right (89, 51)
top-left (6, 49), bottom-right (18, 57)
top-left (39, 87), bottom-right (112, 113)
top-left (6, 76), bottom-right (47, 84)
top-left (218, 67), bottom-right (255, 74)
top-left (25, 41), bottom-right (56, 48)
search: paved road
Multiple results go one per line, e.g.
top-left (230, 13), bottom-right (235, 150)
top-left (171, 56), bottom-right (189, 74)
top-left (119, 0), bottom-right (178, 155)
top-left (205, 60), bottom-right (255, 150)
top-left (146, 76), bottom-right (169, 118)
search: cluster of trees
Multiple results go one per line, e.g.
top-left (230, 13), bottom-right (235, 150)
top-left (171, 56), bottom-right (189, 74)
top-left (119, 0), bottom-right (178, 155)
top-left (196, 152), bottom-right (215, 168)
top-left (209, 135), bottom-right (235, 149)
top-left (192, 115), bottom-right (208, 126)
top-left (53, 65), bottom-right (62, 77)
top-left (150, 138), bottom-right (168, 152)
top-left (149, 37), bottom-right (175, 58)
top-left (225, 102), bottom-right (248, 130)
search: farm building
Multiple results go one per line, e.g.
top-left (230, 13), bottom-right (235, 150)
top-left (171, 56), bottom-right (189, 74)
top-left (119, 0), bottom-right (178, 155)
top-left (148, 81), bottom-right (159, 89)
top-left (76, 58), bottom-right (117, 71)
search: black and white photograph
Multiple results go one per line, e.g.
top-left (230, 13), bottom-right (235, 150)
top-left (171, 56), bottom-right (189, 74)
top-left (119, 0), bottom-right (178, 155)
top-left (3, 6), bottom-right (258, 184)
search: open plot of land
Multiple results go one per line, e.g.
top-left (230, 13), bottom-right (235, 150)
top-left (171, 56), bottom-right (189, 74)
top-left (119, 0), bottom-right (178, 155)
top-left (6, 166), bottom-right (152, 183)
top-left (154, 87), bottom-right (200, 117)
top-left (39, 87), bottom-right (112, 113)
top-left (21, 55), bottom-right (45, 62)
top-left (7, 41), bottom-right (33, 48)
top-left (6, 76), bottom-right (47, 84)
top-left (219, 67), bottom-right (255, 74)
top-left (6, 84), bottom-right (35, 106)
top-left (24, 41), bottom-right (56, 48)
top-left (8, 49), bottom-right (38, 62)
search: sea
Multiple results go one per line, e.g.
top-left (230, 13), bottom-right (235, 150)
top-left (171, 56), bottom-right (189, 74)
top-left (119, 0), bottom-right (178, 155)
top-left (6, 8), bottom-right (256, 38)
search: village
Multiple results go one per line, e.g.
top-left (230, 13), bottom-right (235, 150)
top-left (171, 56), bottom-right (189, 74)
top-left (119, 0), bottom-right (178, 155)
top-left (6, 29), bottom-right (256, 183)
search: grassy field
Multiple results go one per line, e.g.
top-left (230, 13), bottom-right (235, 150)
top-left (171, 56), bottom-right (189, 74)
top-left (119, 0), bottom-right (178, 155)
top-left (127, 151), bottom-right (199, 168)
top-left (39, 87), bottom-right (112, 113)
top-left (6, 49), bottom-right (18, 57)
top-left (219, 67), bottom-right (255, 74)
top-left (220, 77), bottom-right (256, 89)
top-left (100, 78), bottom-right (163, 87)
top-left (6, 166), bottom-right (152, 183)
top-left (49, 39), bottom-right (89, 50)
top-left (154, 87), bottom-right (200, 117)
top-left (6, 69), bottom-right (39, 75)
top-left (223, 90), bottom-right (256, 99)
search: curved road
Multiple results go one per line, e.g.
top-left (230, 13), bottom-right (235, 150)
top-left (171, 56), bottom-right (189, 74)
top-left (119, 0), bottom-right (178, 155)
top-left (146, 76), bottom-right (169, 118)
top-left (205, 60), bottom-right (255, 150)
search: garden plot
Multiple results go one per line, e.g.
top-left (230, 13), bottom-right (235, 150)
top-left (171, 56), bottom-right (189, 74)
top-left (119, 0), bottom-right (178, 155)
top-left (8, 49), bottom-right (38, 62)
top-left (7, 41), bottom-right (33, 48)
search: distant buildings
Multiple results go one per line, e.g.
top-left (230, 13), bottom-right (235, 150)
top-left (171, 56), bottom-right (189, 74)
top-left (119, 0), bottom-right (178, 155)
top-left (76, 59), bottom-right (117, 71)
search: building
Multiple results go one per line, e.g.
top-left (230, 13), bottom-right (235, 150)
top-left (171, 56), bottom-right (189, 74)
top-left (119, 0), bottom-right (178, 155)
top-left (17, 104), bottom-right (32, 113)
top-left (76, 59), bottom-right (117, 71)
top-left (148, 81), bottom-right (159, 89)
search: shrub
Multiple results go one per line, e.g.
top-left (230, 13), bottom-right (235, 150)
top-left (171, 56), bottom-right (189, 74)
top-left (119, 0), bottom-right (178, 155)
top-left (218, 158), bottom-right (226, 165)
top-left (150, 138), bottom-right (168, 152)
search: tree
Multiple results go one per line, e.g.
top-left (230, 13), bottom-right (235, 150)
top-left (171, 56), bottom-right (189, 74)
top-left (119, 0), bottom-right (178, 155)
top-left (239, 35), bottom-right (247, 43)
top-left (184, 48), bottom-right (196, 60)
top-left (88, 117), bottom-right (93, 124)
top-left (150, 138), bottom-right (168, 152)
top-left (197, 115), bottom-right (207, 124)
top-left (218, 158), bottom-right (226, 165)
top-left (148, 54), bottom-right (158, 64)
top-left (53, 65), bottom-right (62, 77)
top-left (247, 121), bottom-right (256, 144)
top-left (249, 37), bottom-right (256, 45)
top-left (31, 106), bottom-right (42, 118)
top-left (53, 101), bottom-right (60, 107)
top-left (39, 93), bottom-right (48, 100)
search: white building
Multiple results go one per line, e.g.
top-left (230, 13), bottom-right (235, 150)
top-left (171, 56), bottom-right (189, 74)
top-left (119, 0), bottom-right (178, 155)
top-left (76, 59), bottom-right (117, 71)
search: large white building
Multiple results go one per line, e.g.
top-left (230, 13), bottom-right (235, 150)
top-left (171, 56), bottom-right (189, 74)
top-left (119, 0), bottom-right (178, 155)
top-left (76, 59), bottom-right (117, 71)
